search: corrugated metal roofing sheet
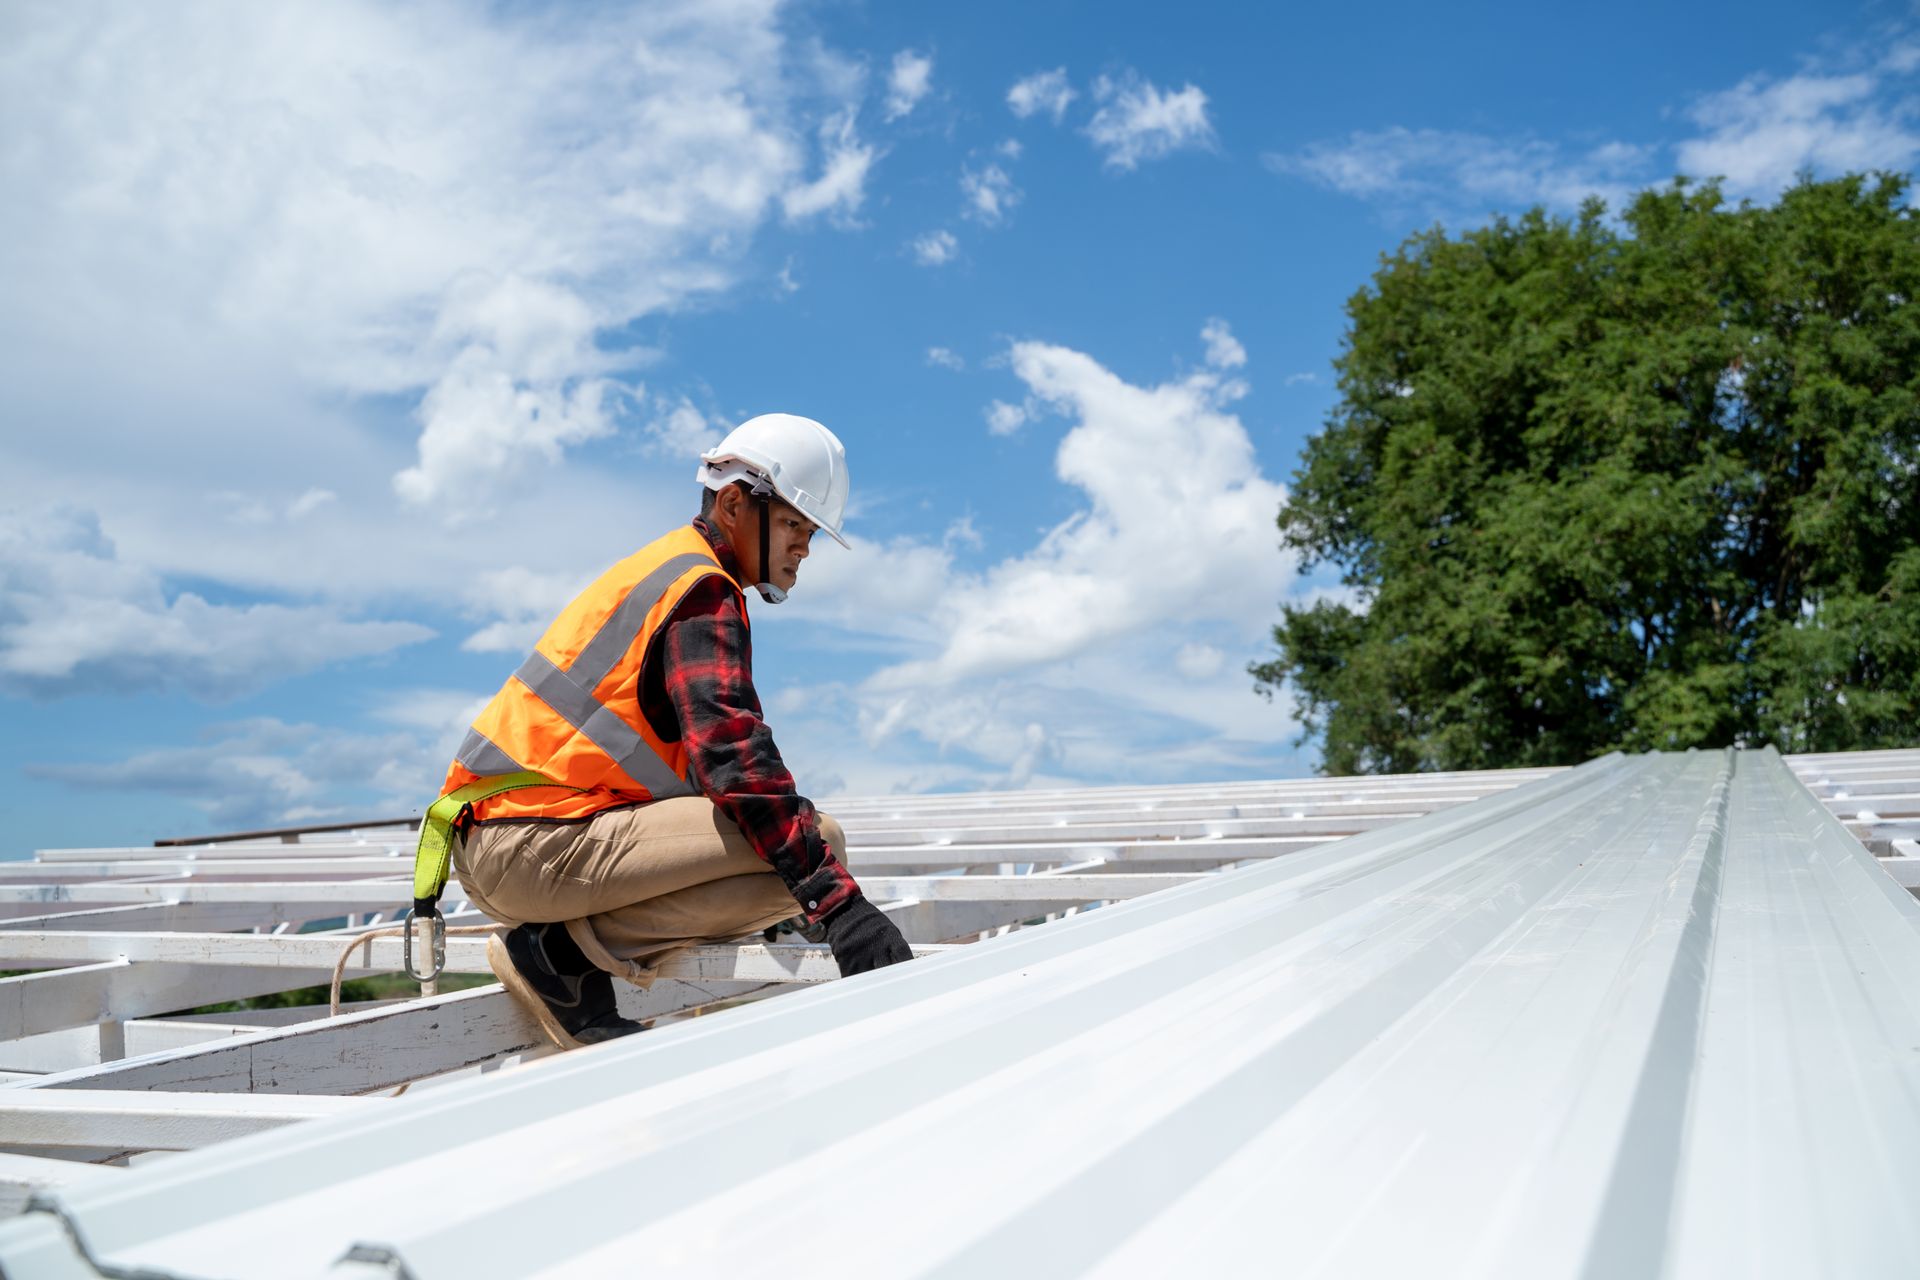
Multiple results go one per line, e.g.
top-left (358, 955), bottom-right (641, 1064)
top-left (2, 746), bottom-right (1918, 1278)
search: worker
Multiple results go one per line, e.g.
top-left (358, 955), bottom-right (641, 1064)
top-left (434, 413), bottom-right (912, 1048)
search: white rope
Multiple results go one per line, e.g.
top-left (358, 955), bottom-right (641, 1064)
top-left (329, 920), bottom-right (504, 1098)
top-left (328, 921), bottom-right (502, 1015)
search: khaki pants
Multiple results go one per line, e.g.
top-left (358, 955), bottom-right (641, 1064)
top-left (453, 798), bottom-right (844, 986)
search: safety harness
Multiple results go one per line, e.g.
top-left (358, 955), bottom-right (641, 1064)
top-left (405, 502), bottom-right (783, 979)
top-left (405, 769), bottom-right (583, 981)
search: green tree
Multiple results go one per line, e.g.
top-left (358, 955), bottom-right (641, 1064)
top-left (1254, 174), bottom-right (1920, 773)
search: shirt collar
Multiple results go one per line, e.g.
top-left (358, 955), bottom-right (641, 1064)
top-left (691, 516), bottom-right (746, 583)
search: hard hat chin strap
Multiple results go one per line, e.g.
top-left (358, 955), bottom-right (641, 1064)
top-left (753, 487), bottom-right (785, 605)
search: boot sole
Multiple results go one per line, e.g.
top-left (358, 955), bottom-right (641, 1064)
top-left (487, 932), bottom-right (583, 1052)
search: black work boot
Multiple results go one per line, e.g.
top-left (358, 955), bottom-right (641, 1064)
top-left (488, 923), bottom-right (644, 1050)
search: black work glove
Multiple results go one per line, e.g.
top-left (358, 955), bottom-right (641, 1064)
top-left (822, 897), bottom-right (913, 976)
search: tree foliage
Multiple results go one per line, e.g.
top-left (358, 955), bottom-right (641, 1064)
top-left (1254, 174), bottom-right (1920, 773)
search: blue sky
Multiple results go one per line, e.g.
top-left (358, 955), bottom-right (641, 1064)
top-left (2, 0), bottom-right (1915, 855)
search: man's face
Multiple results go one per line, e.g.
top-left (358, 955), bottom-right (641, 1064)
top-left (756, 498), bottom-right (818, 594)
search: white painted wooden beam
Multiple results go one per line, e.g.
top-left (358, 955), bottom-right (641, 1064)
top-left (0, 963), bottom-right (133, 1045)
top-left (16, 970), bottom-right (795, 1097)
top-left (0, 873), bottom-right (1196, 910)
top-left (0, 858), bottom-right (412, 880)
top-left (23, 774), bottom-right (1542, 861)
top-left (0, 1090), bottom-right (376, 1152)
top-left (32, 841), bottom-right (413, 863)
top-left (0, 884), bottom-right (403, 907)
top-left (0, 930), bottom-right (461, 973)
top-left (861, 873), bottom-right (1195, 900)
top-left (0, 902), bottom-right (290, 934)
top-left (0, 821), bottom-right (1393, 886)
top-left (0, 1019), bottom-right (260, 1076)
top-left (840, 807), bottom-right (1478, 840)
top-left (14, 987), bottom-right (549, 1096)
top-left (822, 770), bottom-right (1551, 808)
top-left (1876, 857), bottom-right (1920, 888)
top-left (11, 938), bottom-right (952, 1098)
top-left (882, 899), bottom-right (1098, 944)
top-left (0, 933), bottom-right (951, 981)
top-left (0, 961), bottom-right (357, 1045)
top-left (850, 835), bottom-right (1332, 871)
top-left (0, 837), bottom-right (1301, 881)
top-left (856, 814), bottom-right (1399, 843)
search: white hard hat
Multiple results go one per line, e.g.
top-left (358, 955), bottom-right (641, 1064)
top-left (696, 413), bottom-right (851, 548)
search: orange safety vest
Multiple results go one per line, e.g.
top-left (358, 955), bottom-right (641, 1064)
top-left (435, 524), bottom-right (746, 824)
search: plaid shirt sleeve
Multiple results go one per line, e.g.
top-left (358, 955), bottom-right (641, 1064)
top-left (660, 575), bottom-right (862, 924)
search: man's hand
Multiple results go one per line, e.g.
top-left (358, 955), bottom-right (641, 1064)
top-left (823, 898), bottom-right (913, 975)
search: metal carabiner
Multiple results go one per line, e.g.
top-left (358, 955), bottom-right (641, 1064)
top-left (402, 905), bottom-right (446, 983)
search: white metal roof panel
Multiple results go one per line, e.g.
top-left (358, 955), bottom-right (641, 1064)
top-left (2, 747), bottom-right (1917, 1278)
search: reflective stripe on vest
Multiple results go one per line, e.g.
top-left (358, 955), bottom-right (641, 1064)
top-left (453, 727), bottom-right (521, 777)
top-left (510, 648), bottom-right (692, 797)
top-left (433, 527), bottom-right (741, 824)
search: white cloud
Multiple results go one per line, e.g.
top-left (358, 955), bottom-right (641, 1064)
top-left (643, 395), bottom-right (725, 459)
top-left (1003, 722), bottom-right (1061, 788)
top-left (1201, 318), bottom-right (1247, 369)
top-left (755, 350), bottom-right (1315, 788)
top-left (997, 139), bottom-right (1024, 159)
top-left (1008, 68), bottom-right (1076, 123)
top-left (0, 0), bottom-right (902, 704)
top-left (782, 110), bottom-right (878, 223)
top-left (1086, 72), bottom-right (1216, 170)
top-left (961, 163), bottom-right (1023, 225)
top-left (287, 488), bottom-right (338, 520)
top-left (774, 638), bottom-right (1302, 799)
top-left (27, 712), bottom-right (468, 830)
top-left (1275, 45), bottom-right (1920, 216)
top-left (1272, 127), bottom-right (1649, 212)
top-left (1284, 371), bottom-right (1321, 387)
top-left (218, 488), bottom-right (342, 526)
top-left (768, 535), bottom-right (958, 650)
top-left (754, 679), bottom-right (1059, 798)
top-left (984, 399), bottom-right (1029, 436)
top-left (885, 49), bottom-right (934, 121)
top-left (912, 229), bottom-right (960, 266)
top-left (943, 514), bottom-right (985, 551)
top-left (1677, 70), bottom-right (1920, 197)
top-left (870, 322), bottom-right (1291, 692)
top-left (370, 687), bottom-right (493, 736)
top-left (458, 565), bottom-right (593, 654)
top-left (2, 1), bottom-right (811, 386)
top-left (1884, 43), bottom-right (1920, 75)
top-left (0, 0), bottom-right (862, 528)
top-left (771, 320), bottom-right (1297, 702)
top-left (0, 507), bottom-right (431, 699)
top-left (926, 346), bottom-right (966, 370)
top-left (1175, 641), bottom-right (1226, 681)
top-left (394, 276), bottom-right (627, 505)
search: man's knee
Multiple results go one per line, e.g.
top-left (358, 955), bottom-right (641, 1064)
top-left (818, 811), bottom-right (849, 866)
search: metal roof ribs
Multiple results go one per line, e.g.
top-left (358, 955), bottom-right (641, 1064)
top-left (0, 750), bottom-right (1916, 1277)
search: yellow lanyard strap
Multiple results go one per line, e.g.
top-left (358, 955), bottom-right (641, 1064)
top-left (410, 770), bottom-right (582, 912)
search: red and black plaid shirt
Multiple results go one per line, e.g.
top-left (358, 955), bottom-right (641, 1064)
top-left (639, 518), bottom-right (859, 924)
